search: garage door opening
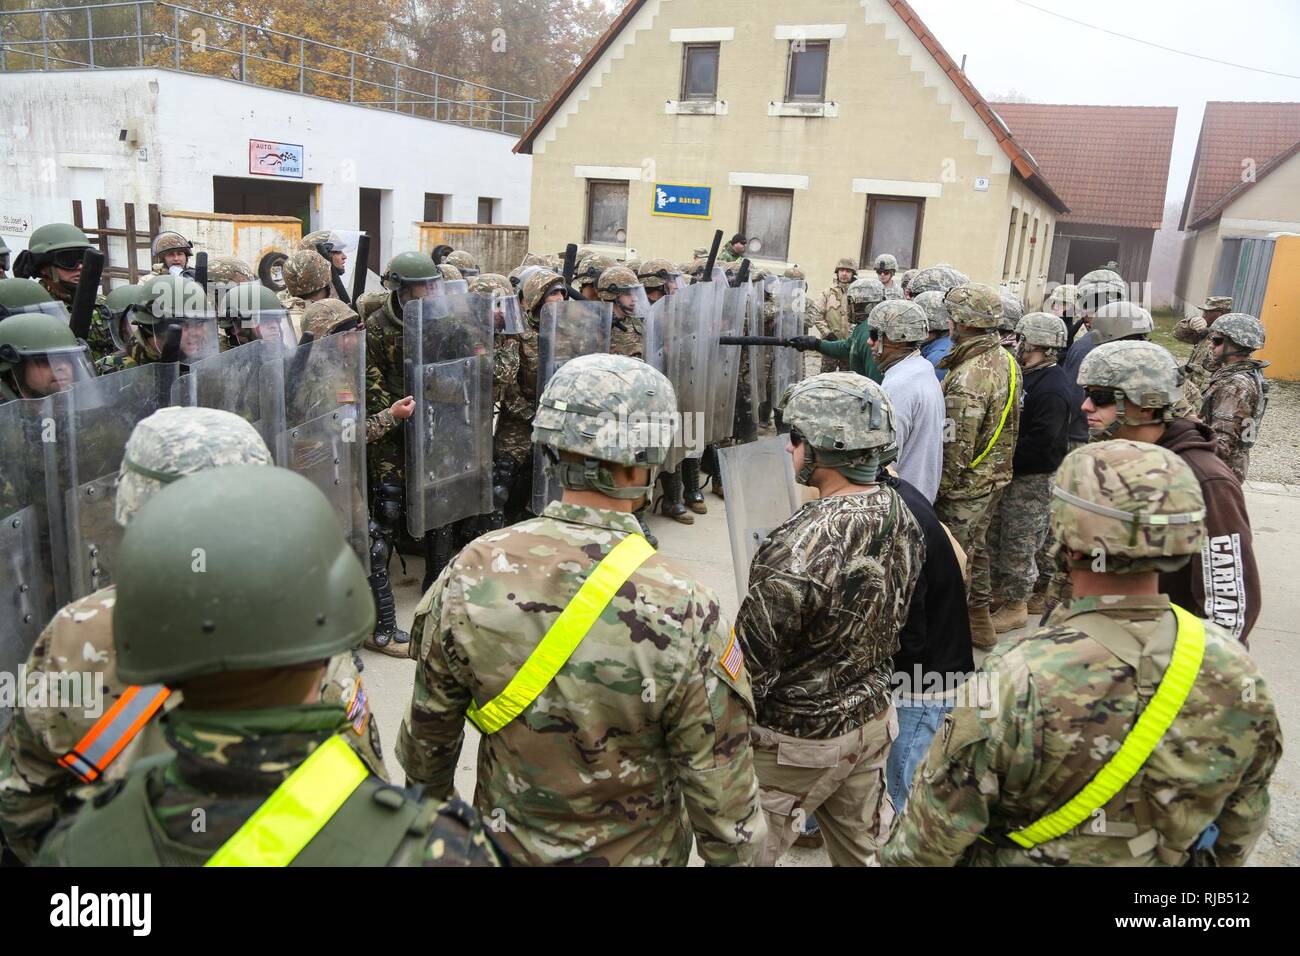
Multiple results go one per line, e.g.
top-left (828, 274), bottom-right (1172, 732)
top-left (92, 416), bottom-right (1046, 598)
top-left (359, 188), bottom-right (388, 275)
top-left (1063, 237), bottom-right (1121, 283)
top-left (213, 176), bottom-right (314, 234)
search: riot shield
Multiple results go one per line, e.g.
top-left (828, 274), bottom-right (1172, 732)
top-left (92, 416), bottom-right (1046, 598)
top-left (642, 293), bottom-right (670, 375)
top-left (663, 278), bottom-right (718, 467)
top-left (707, 283), bottom-right (747, 444)
top-left (530, 298), bottom-right (612, 515)
top-left (747, 286), bottom-right (769, 425)
top-left (1, 398), bottom-right (58, 728)
top-left (276, 329), bottom-right (369, 570)
top-left (51, 362), bottom-right (181, 603)
top-left (172, 339), bottom-right (286, 454)
top-left (403, 294), bottom-right (495, 536)
top-left (717, 435), bottom-right (802, 601)
top-left (770, 279), bottom-right (806, 407)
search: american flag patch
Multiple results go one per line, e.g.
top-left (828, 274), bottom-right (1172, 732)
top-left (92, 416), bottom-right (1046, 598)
top-left (347, 683), bottom-right (369, 736)
top-left (336, 388), bottom-right (355, 404)
top-left (720, 631), bottom-right (744, 680)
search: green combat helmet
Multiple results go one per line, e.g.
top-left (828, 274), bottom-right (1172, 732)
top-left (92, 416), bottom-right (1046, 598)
top-left (283, 250), bottom-right (333, 299)
top-left (913, 290), bottom-right (950, 333)
top-left (1078, 340), bottom-right (1183, 426)
top-left (17, 223), bottom-right (93, 281)
top-left (1015, 312), bottom-right (1068, 350)
top-left (522, 269), bottom-right (566, 317)
top-left (381, 251), bottom-right (440, 296)
top-left (132, 273), bottom-right (220, 363)
top-left (847, 276), bottom-right (887, 323)
top-left (1091, 301), bottom-right (1154, 345)
top-left (870, 299), bottom-right (929, 343)
top-left (1050, 439), bottom-right (1205, 574)
top-left (907, 264), bottom-right (968, 297)
top-left (944, 282), bottom-right (1003, 329)
top-left (998, 292), bottom-right (1025, 333)
top-left (445, 250), bottom-right (480, 277)
top-left (0, 310), bottom-right (96, 398)
top-left (113, 466), bottom-right (374, 685)
top-left (1211, 313), bottom-right (1265, 353)
top-left (301, 299), bottom-right (360, 340)
top-left (1075, 271), bottom-right (1127, 318)
top-left (220, 281), bottom-right (297, 349)
top-left (101, 282), bottom-right (146, 351)
top-left (778, 372), bottom-right (897, 485)
top-left (0, 276), bottom-right (70, 321)
top-left (532, 353), bottom-right (678, 504)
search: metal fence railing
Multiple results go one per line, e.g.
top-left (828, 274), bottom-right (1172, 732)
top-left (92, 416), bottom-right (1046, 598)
top-left (0, 1), bottom-right (537, 136)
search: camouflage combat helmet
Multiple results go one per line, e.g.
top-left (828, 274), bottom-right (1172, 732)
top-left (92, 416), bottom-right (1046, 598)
top-left (135, 274), bottom-right (212, 323)
top-left (597, 266), bottom-right (645, 312)
top-left (300, 229), bottom-right (343, 256)
top-left (151, 231), bottom-right (192, 260)
top-left (1075, 272), bottom-right (1127, 317)
top-left (471, 273), bottom-right (512, 297)
top-left (381, 251), bottom-right (440, 291)
top-left (282, 250), bottom-right (333, 298)
top-left (0, 277), bottom-right (69, 320)
top-left (522, 269), bottom-right (566, 315)
top-left (1201, 295), bottom-right (1232, 314)
top-left (1050, 439), bottom-right (1205, 573)
top-left (1046, 284), bottom-right (1077, 313)
top-left (1015, 312), bottom-right (1068, 349)
top-left (577, 254), bottom-right (616, 288)
top-left (899, 268), bottom-right (919, 291)
top-left (847, 276), bottom-right (887, 316)
top-left (783, 265), bottom-right (806, 281)
top-left (302, 299), bottom-right (360, 340)
top-left (623, 257), bottom-right (641, 275)
top-left (779, 372), bottom-right (897, 485)
top-left (637, 257), bottom-right (678, 289)
top-left (532, 353), bottom-right (678, 503)
top-left (1212, 313), bottom-right (1265, 352)
top-left (998, 292), bottom-right (1024, 332)
top-left (1078, 340), bottom-right (1183, 426)
top-left (870, 300), bottom-right (928, 343)
top-left (206, 255), bottom-right (256, 288)
top-left (913, 290), bottom-right (950, 333)
top-left (1090, 301), bottom-right (1153, 346)
top-left (445, 250), bottom-right (480, 277)
top-left (113, 466), bottom-right (374, 685)
top-left (872, 253), bottom-right (899, 273)
top-left (907, 264), bottom-right (968, 297)
top-left (835, 257), bottom-right (859, 277)
top-left (115, 406), bottom-right (273, 527)
top-left (944, 282), bottom-right (1003, 329)
top-left (519, 252), bottom-right (548, 269)
top-left (438, 262), bottom-right (464, 283)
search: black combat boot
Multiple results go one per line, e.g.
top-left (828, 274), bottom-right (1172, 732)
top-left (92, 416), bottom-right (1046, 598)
top-left (636, 510), bottom-right (659, 548)
top-left (655, 470), bottom-right (693, 524)
top-left (365, 515), bottom-right (411, 659)
top-left (680, 459), bottom-right (706, 515)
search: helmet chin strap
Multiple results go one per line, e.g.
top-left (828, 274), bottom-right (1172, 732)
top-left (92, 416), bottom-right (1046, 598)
top-left (551, 453), bottom-right (657, 505)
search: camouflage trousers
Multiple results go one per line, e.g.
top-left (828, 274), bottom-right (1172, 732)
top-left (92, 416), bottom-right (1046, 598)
top-left (987, 472), bottom-right (1054, 603)
top-left (494, 411), bottom-right (533, 467)
top-left (935, 487), bottom-right (1003, 608)
top-left (1031, 441), bottom-right (1086, 608)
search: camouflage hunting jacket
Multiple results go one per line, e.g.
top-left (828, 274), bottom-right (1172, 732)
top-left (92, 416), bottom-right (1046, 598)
top-left (1200, 359), bottom-right (1268, 484)
top-left (881, 595), bottom-right (1281, 867)
top-left (938, 333), bottom-right (1023, 502)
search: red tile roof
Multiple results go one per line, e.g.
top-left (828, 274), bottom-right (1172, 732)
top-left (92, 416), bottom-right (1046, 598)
top-left (513, 0), bottom-right (1068, 213)
top-left (989, 103), bottom-right (1176, 230)
top-left (1181, 101), bottom-right (1300, 230)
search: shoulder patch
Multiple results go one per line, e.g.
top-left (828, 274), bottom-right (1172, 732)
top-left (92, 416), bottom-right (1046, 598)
top-left (720, 629), bottom-right (744, 681)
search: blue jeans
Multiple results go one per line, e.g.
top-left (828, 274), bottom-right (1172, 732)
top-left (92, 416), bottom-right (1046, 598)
top-left (886, 698), bottom-right (952, 811)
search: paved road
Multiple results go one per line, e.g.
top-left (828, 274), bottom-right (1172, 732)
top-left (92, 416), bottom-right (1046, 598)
top-left (359, 481), bottom-right (1299, 867)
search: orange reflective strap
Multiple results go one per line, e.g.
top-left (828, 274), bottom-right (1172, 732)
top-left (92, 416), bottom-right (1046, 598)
top-left (59, 683), bottom-right (172, 783)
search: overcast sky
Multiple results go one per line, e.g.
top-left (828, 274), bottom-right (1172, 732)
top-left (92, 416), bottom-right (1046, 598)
top-left (907, 0), bottom-right (1300, 207)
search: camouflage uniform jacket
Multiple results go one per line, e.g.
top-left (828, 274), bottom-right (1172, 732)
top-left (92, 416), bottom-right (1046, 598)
top-left (0, 587), bottom-right (387, 863)
top-left (361, 291), bottom-right (405, 483)
top-left (882, 595), bottom-right (1281, 867)
top-left (40, 278), bottom-right (112, 363)
top-left (493, 318), bottom-right (541, 466)
top-left (808, 282), bottom-right (851, 340)
top-left (93, 338), bottom-right (154, 375)
top-left (36, 706), bottom-right (499, 867)
top-left (277, 289), bottom-right (308, 339)
top-left (734, 488), bottom-right (924, 739)
top-left (609, 314), bottom-right (644, 360)
top-left (1174, 316), bottom-right (1215, 401)
top-left (938, 334), bottom-right (1023, 502)
top-left (1200, 359), bottom-right (1268, 483)
top-left (396, 501), bottom-right (764, 866)
top-left (718, 248), bottom-right (741, 263)
top-left (493, 335), bottom-right (521, 406)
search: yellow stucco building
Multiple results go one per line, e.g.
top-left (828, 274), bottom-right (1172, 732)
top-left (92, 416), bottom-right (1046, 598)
top-left (516, 0), bottom-right (1067, 302)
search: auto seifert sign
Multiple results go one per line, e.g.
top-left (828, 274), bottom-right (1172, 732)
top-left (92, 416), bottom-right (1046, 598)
top-left (249, 140), bottom-right (304, 179)
top-left (652, 183), bottom-right (712, 220)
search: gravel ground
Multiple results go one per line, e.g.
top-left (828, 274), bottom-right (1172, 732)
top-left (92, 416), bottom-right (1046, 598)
top-left (1247, 379), bottom-right (1300, 484)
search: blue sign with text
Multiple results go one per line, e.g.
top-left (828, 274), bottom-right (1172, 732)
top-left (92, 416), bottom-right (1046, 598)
top-left (651, 182), bottom-right (712, 220)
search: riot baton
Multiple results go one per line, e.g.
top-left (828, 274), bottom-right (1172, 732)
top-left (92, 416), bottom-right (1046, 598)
top-left (330, 271), bottom-right (351, 306)
top-left (351, 234), bottom-right (370, 303)
top-left (68, 248), bottom-right (105, 341)
top-left (561, 242), bottom-right (585, 300)
top-left (718, 335), bottom-right (792, 347)
top-left (703, 229), bottom-right (723, 280)
top-left (736, 258), bottom-right (751, 286)
top-left (289, 331), bottom-right (316, 382)
top-left (193, 251), bottom-right (208, 292)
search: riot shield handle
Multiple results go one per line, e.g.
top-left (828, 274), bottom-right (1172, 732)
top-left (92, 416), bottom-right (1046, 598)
top-left (194, 252), bottom-right (208, 292)
top-left (718, 335), bottom-right (792, 347)
top-left (703, 230), bottom-right (723, 281)
top-left (351, 234), bottom-right (370, 303)
top-left (68, 248), bottom-right (105, 341)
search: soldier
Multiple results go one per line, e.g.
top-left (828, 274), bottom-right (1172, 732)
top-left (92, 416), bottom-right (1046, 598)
top-left (871, 299), bottom-right (944, 502)
top-left (574, 253), bottom-right (615, 300)
top-left (299, 229), bottom-right (350, 298)
top-left (217, 282), bottom-right (297, 351)
top-left (92, 283), bottom-right (145, 368)
top-left (11, 223), bottom-right (113, 362)
top-left (1078, 341), bottom-right (1260, 643)
top-left (898, 268), bottom-right (919, 298)
top-left (873, 253), bottom-right (901, 297)
top-left (105, 273), bottom-right (220, 372)
top-left (719, 233), bottom-right (747, 263)
top-left (997, 291), bottom-right (1024, 350)
top-left (437, 262), bottom-right (463, 284)
top-left (986, 313), bottom-right (1073, 634)
top-left (397, 353), bottom-right (763, 865)
top-left (598, 265), bottom-right (649, 361)
top-left (278, 249), bottom-right (334, 335)
top-left (445, 249), bottom-right (481, 278)
top-left (0, 302), bottom-right (96, 401)
top-left (883, 440), bottom-right (1281, 867)
top-left (1045, 283), bottom-right (1077, 343)
top-left (36, 466), bottom-right (502, 867)
top-left (637, 257), bottom-right (681, 303)
top-left (807, 257), bottom-right (858, 373)
top-left (1199, 314), bottom-right (1268, 483)
top-left (149, 231), bottom-right (193, 277)
top-left (933, 283), bottom-right (1023, 649)
top-left (736, 372), bottom-right (923, 866)
top-left (0, 407), bottom-right (393, 862)
top-left (0, 236), bottom-right (9, 279)
top-left (1174, 295), bottom-right (1232, 406)
top-left (915, 291), bottom-right (953, 380)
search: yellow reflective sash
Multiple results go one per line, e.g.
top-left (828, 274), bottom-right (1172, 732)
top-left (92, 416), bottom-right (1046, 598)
top-left (466, 533), bottom-right (656, 735)
top-left (205, 735), bottom-right (368, 867)
top-left (970, 348), bottom-right (1019, 470)
top-left (1007, 606), bottom-right (1205, 849)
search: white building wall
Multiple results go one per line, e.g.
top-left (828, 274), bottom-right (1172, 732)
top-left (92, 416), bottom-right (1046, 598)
top-left (0, 68), bottom-right (531, 262)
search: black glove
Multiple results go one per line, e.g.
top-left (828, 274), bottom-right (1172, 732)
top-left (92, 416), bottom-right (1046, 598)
top-left (789, 336), bottom-right (820, 352)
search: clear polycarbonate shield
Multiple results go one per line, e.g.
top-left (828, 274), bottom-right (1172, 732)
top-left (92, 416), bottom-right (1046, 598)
top-left (1, 398), bottom-right (58, 726)
top-left (443, 279), bottom-right (470, 298)
top-left (231, 308), bottom-right (298, 354)
top-left (52, 362), bottom-right (181, 603)
top-left (106, 304), bottom-right (133, 353)
top-left (611, 283), bottom-right (652, 328)
top-left (276, 328), bottom-right (369, 569)
top-left (663, 277), bottom-right (719, 467)
top-left (145, 315), bottom-right (221, 366)
top-left (707, 283), bottom-right (748, 444)
top-left (642, 292), bottom-right (670, 375)
top-left (403, 294), bottom-right (495, 536)
top-left (171, 339), bottom-right (286, 452)
top-left (770, 279), bottom-right (806, 407)
top-left (747, 283), bottom-right (770, 422)
top-left (717, 435), bottom-right (802, 601)
top-left (492, 293), bottom-right (523, 336)
top-left (531, 298), bottom-right (612, 514)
